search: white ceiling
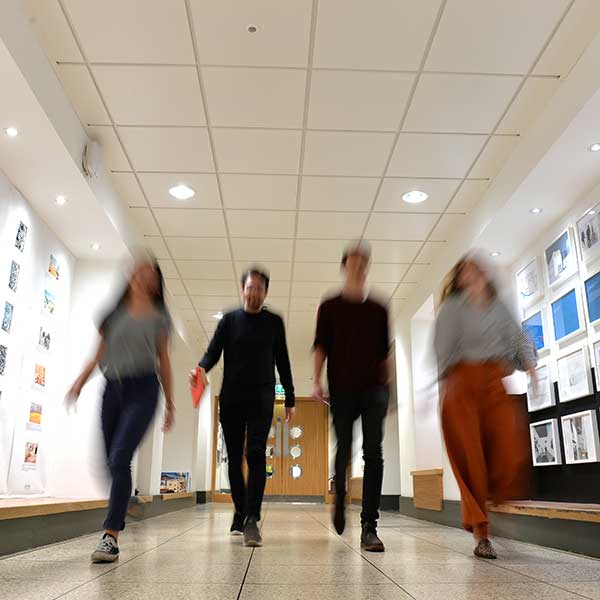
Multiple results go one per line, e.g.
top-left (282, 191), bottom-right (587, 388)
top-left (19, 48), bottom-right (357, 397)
top-left (22, 0), bottom-right (600, 388)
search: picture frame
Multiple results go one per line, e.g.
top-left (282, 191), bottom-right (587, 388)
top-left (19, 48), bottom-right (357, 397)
top-left (33, 364), bottom-right (46, 389)
top-left (544, 228), bottom-right (578, 289)
top-left (42, 290), bottom-right (56, 316)
top-left (557, 346), bottom-right (593, 403)
top-left (1, 302), bottom-right (14, 334)
top-left (530, 418), bottom-right (562, 466)
top-left (522, 309), bottom-right (547, 353)
top-left (592, 339), bottom-right (600, 391)
top-left (551, 287), bottom-right (585, 343)
top-left (516, 258), bottom-right (543, 308)
top-left (8, 261), bottom-right (19, 293)
top-left (0, 344), bottom-right (6, 375)
top-left (577, 207), bottom-right (600, 264)
top-left (527, 363), bottom-right (556, 412)
top-left (15, 221), bottom-right (28, 253)
top-left (48, 254), bottom-right (60, 281)
top-left (584, 268), bottom-right (600, 326)
top-left (38, 326), bottom-right (51, 353)
top-left (561, 410), bottom-right (600, 464)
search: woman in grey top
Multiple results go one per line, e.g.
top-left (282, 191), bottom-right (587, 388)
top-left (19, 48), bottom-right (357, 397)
top-left (434, 251), bottom-right (536, 559)
top-left (67, 254), bottom-right (174, 563)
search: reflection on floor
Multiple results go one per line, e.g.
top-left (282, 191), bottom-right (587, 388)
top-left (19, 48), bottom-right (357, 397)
top-left (1, 503), bottom-right (600, 599)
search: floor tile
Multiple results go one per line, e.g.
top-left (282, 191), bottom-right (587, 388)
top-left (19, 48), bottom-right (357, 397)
top-left (104, 561), bottom-right (247, 584)
top-left (240, 584), bottom-right (412, 599)
top-left (0, 558), bottom-right (116, 582)
top-left (0, 578), bottom-right (81, 600)
top-left (245, 563), bottom-right (390, 585)
top-left (558, 582), bottom-right (600, 599)
top-left (402, 582), bottom-right (585, 599)
top-left (499, 563), bottom-right (600, 582)
top-left (381, 562), bottom-right (531, 584)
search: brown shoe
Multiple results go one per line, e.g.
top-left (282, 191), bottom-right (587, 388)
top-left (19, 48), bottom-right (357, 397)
top-left (474, 539), bottom-right (497, 559)
top-left (361, 523), bottom-right (385, 552)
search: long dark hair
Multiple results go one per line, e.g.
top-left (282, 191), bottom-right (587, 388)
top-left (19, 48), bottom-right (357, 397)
top-left (440, 257), bottom-right (497, 305)
top-left (99, 256), bottom-right (168, 334)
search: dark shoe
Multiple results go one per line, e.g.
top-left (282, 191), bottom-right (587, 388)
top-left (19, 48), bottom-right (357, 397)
top-left (243, 517), bottom-right (262, 547)
top-left (230, 512), bottom-right (245, 536)
top-left (91, 533), bottom-right (120, 563)
top-left (474, 539), bottom-right (497, 559)
top-left (361, 523), bottom-right (385, 552)
top-left (333, 498), bottom-right (345, 535)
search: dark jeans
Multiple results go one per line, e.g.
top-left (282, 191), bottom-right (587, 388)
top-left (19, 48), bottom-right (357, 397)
top-left (219, 386), bottom-right (274, 521)
top-left (101, 374), bottom-right (160, 531)
top-left (331, 385), bottom-right (389, 525)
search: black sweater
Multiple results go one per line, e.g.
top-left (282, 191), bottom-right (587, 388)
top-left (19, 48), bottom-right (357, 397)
top-left (199, 308), bottom-right (295, 407)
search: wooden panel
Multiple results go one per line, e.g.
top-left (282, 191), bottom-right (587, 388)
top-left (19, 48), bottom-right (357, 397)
top-left (265, 403), bottom-right (286, 495)
top-left (411, 469), bottom-right (443, 511)
top-left (0, 498), bottom-right (108, 521)
top-left (161, 492), bottom-right (195, 502)
top-left (350, 477), bottom-right (363, 503)
top-left (491, 501), bottom-right (600, 524)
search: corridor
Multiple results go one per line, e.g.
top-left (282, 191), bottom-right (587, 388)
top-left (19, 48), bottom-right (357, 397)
top-left (1, 504), bottom-right (599, 600)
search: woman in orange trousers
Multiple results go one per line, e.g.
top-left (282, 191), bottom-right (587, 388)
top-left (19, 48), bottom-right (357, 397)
top-left (434, 252), bottom-right (537, 559)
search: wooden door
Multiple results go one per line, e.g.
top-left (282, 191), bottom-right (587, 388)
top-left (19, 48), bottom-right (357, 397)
top-left (264, 404), bottom-right (286, 494)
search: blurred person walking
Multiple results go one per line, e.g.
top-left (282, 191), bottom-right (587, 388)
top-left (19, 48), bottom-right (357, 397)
top-left (67, 253), bottom-right (174, 563)
top-left (434, 251), bottom-right (537, 559)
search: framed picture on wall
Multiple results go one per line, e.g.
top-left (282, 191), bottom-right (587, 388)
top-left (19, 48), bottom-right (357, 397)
top-left (522, 310), bottom-right (547, 353)
top-left (561, 410), bottom-right (600, 464)
top-left (592, 339), bottom-right (600, 391)
top-left (527, 363), bottom-right (555, 412)
top-left (544, 228), bottom-right (578, 289)
top-left (1, 302), bottom-right (14, 334)
top-left (584, 269), bottom-right (600, 326)
top-left (530, 419), bottom-right (562, 466)
top-left (15, 221), bottom-right (28, 253)
top-left (577, 208), bottom-right (600, 264)
top-left (0, 344), bottom-right (6, 375)
top-left (557, 346), bottom-right (593, 403)
top-left (42, 290), bottom-right (56, 316)
top-left (48, 255), bottom-right (60, 281)
top-left (8, 261), bottom-right (19, 293)
top-left (38, 326), bottom-right (51, 353)
top-left (33, 364), bottom-right (46, 389)
top-left (551, 287), bottom-right (585, 342)
top-left (516, 258), bottom-right (543, 308)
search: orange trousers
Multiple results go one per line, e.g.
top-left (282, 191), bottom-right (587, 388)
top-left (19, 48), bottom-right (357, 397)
top-left (441, 362), bottom-right (530, 539)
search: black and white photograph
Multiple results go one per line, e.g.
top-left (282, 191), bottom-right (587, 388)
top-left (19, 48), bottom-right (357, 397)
top-left (0, 344), bottom-right (7, 376)
top-left (561, 410), bottom-right (600, 464)
top-left (577, 208), bottom-right (600, 263)
top-left (544, 228), bottom-right (578, 288)
top-left (1, 302), bottom-right (14, 334)
top-left (15, 221), bottom-right (28, 253)
top-left (557, 346), bottom-right (593, 403)
top-left (527, 364), bottom-right (555, 412)
top-left (38, 326), bottom-right (51, 352)
top-left (516, 258), bottom-right (543, 308)
top-left (530, 419), bottom-right (562, 466)
top-left (8, 261), bottom-right (19, 292)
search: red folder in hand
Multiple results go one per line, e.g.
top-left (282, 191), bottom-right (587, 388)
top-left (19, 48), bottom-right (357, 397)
top-left (191, 367), bottom-right (208, 408)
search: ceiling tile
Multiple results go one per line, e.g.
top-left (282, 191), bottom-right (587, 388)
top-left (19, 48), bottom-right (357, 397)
top-left (263, 297), bottom-right (289, 314)
top-left (447, 180), bottom-right (490, 214)
top-left (143, 236), bottom-right (170, 259)
top-left (191, 296), bottom-right (240, 311)
top-left (405, 74), bottom-right (521, 134)
top-left (164, 278), bottom-right (186, 295)
top-left (138, 173), bottom-right (221, 209)
top-left (394, 282), bottom-right (418, 298)
top-left (497, 78), bottom-right (561, 135)
top-left (212, 129), bottom-right (302, 174)
top-left (414, 241), bottom-right (447, 263)
top-left (470, 136), bottom-right (520, 179)
top-left (111, 173), bottom-right (147, 207)
top-left (231, 238), bottom-right (294, 261)
top-left (297, 212), bottom-right (368, 239)
top-left (227, 210), bottom-right (296, 238)
top-left (220, 175), bottom-right (297, 210)
top-left (264, 280), bottom-right (291, 297)
top-left (368, 263), bottom-right (409, 283)
top-left (289, 298), bottom-right (321, 312)
top-left (23, 0), bottom-right (83, 62)
top-left (62, 0), bottom-right (194, 63)
top-left (158, 259), bottom-right (178, 278)
top-left (176, 260), bottom-right (235, 280)
top-left (308, 71), bottom-right (414, 131)
top-left (128, 207), bottom-right (158, 235)
top-left (93, 66), bottom-right (205, 126)
top-left (314, 0), bottom-right (442, 70)
top-left (404, 264), bottom-right (431, 283)
top-left (367, 240), bottom-right (423, 263)
top-left (294, 239), bottom-right (350, 262)
top-left (236, 262), bottom-right (293, 282)
top-left (303, 131), bottom-right (394, 176)
top-left (166, 237), bottom-right (231, 260)
top-left (185, 279), bottom-right (238, 296)
top-left (369, 283), bottom-right (398, 300)
top-left (294, 262), bottom-right (344, 282)
top-left (300, 177), bottom-right (378, 212)
top-left (86, 126), bottom-right (129, 171)
top-left (118, 127), bottom-right (215, 172)
top-left (364, 213), bottom-right (438, 241)
top-left (387, 133), bottom-right (485, 178)
top-left (429, 214), bottom-right (467, 242)
top-left (203, 67), bottom-right (306, 128)
top-left (425, 0), bottom-right (568, 73)
top-left (292, 281), bottom-right (342, 298)
top-left (375, 178), bottom-right (460, 213)
top-left (153, 209), bottom-right (226, 237)
top-left (190, 0), bottom-right (312, 68)
top-left (171, 295), bottom-right (193, 310)
top-left (56, 65), bottom-right (109, 125)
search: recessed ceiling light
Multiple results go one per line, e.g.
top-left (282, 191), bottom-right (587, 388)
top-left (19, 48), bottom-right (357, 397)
top-left (90, 242), bottom-right (101, 251)
top-left (4, 127), bottom-right (19, 137)
top-left (529, 207), bottom-right (542, 215)
top-left (490, 251), bottom-right (501, 258)
top-left (212, 312), bottom-right (223, 320)
top-left (247, 24), bottom-right (259, 33)
top-left (402, 190), bottom-right (428, 204)
top-left (168, 184), bottom-right (195, 200)
top-left (55, 195), bottom-right (67, 206)
top-left (589, 143), bottom-right (600, 152)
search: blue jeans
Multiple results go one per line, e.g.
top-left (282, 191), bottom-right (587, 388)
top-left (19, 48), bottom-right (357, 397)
top-left (101, 374), bottom-right (159, 531)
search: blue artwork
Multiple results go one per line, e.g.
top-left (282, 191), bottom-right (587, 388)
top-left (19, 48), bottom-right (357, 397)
top-left (552, 289), bottom-right (581, 341)
top-left (523, 311), bottom-right (545, 351)
top-left (584, 271), bottom-right (600, 324)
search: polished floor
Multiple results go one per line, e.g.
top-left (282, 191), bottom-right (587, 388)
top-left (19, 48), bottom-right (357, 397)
top-left (1, 503), bottom-right (600, 599)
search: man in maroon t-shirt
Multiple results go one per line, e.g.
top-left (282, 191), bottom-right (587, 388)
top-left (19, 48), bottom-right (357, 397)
top-left (313, 241), bottom-right (390, 552)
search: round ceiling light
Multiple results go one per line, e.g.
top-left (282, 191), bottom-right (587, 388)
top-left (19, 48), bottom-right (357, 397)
top-left (402, 190), bottom-right (428, 204)
top-left (490, 251), bottom-right (501, 258)
top-left (4, 127), bottom-right (19, 138)
top-left (90, 242), bottom-right (101, 251)
top-left (169, 184), bottom-right (195, 200)
top-left (55, 195), bottom-right (67, 206)
top-left (589, 143), bottom-right (600, 152)
top-left (213, 312), bottom-right (223, 320)
top-left (529, 207), bottom-right (542, 215)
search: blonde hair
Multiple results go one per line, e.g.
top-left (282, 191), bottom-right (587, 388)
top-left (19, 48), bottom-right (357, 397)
top-left (440, 257), bottom-right (497, 305)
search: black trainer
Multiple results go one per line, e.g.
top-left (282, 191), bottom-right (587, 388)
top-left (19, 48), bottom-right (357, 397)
top-left (333, 498), bottom-right (345, 535)
top-left (243, 517), bottom-right (263, 547)
top-left (91, 533), bottom-right (120, 563)
top-left (230, 512), bottom-right (245, 536)
top-left (361, 523), bottom-right (385, 552)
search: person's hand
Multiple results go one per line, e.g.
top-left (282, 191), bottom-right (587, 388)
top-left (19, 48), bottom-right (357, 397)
top-left (65, 382), bottom-right (81, 414)
top-left (189, 368), bottom-right (198, 388)
top-left (312, 382), bottom-right (329, 406)
top-left (163, 405), bottom-right (175, 432)
top-left (285, 407), bottom-right (295, 422)
top-left (190, 367), bottom-right (208, 388)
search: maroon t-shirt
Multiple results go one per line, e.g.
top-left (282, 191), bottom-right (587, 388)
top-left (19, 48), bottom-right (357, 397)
top-left (314, 294), bottom-right (389, 395)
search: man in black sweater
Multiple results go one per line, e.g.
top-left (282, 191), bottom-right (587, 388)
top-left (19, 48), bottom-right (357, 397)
top-left (192, 267), bottom-right (295, 547)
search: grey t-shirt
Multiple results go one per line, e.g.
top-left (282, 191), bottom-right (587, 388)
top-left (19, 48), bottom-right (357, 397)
top-left (99, 306), bottom-right (171, 380)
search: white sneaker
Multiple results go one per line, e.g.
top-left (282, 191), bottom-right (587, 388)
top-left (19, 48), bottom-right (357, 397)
top-left (91, 534), bottom-right (120, 563)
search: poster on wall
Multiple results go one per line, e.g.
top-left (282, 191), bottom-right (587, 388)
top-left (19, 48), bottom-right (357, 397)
top-left (42, 290), bottom-right (56, 316)
top-left (577, 209), bottom-right (600, 263)
top-left (0, 345), bottom-right (7, 376)
top-left (522, 311), bottom-right (546, 352)
top-left (544, 229), bottom-right (578, 289)
top-left (38, 327), bottom-right (51, 352)
top-left (23, 442), bottom-right (38, 469)
top-left (48, 255), bottom-right (60, 281)
top-left (33, 364), bottom-right (46, 389)
top-left (8, 261), bottom-right (19, 293)
top-left (551, 288), bottom-right (583, 342)
top-left (26, 404), bottom-right (42, 431)
top-left (527, 364), bottom-right (555, 412)
top-left (584, 270), bottom-right (600, 325)
top-left (561, 410), bottom-right (600, 464)
top-left (160, 472), bottom-right (190, 494)
top-left (557, 347), bottom-right (593, 402)
top-left (516, 258), bottom-right (543, 308)
top-left (1, 302), bottom-right (13, 334)
top-left (530, 419), bottom-right (562, 466)
top-left (15, 221), bottom-right (28, 253)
